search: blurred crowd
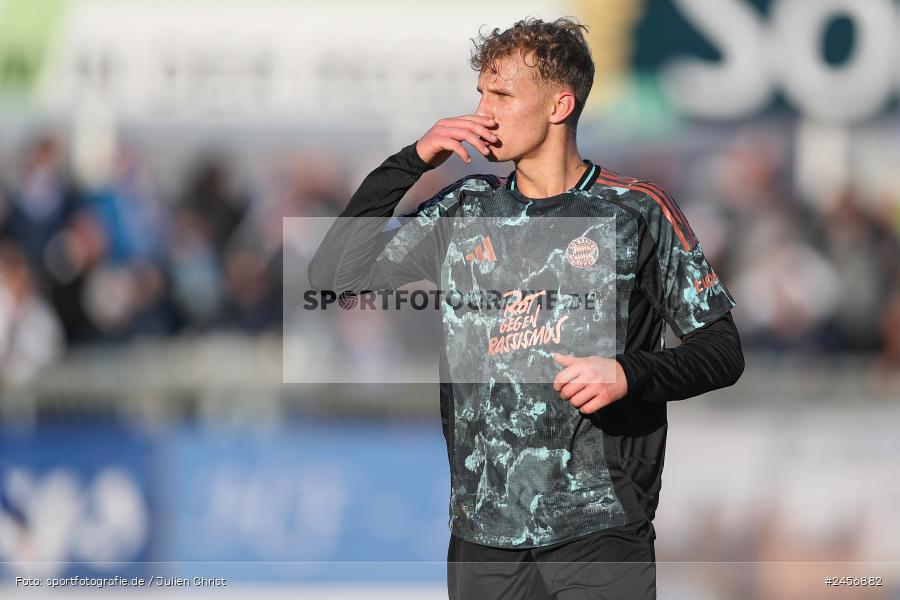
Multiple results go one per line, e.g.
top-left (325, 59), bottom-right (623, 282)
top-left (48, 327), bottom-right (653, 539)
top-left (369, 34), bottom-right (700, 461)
top-left (0, 125), bottom-right (899, 385)
top-left (0, 131), bottom-right (345, 385)
top-left (660, 126), bottom-right (900, 371)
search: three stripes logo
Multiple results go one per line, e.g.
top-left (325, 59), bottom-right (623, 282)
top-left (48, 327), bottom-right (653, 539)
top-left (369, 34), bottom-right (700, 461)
top-left (465, 236), bottom-right (497, 262)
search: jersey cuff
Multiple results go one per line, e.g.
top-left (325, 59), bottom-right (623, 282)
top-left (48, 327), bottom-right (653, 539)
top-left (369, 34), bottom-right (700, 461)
top-left (398, 141), bottom-right (437, 174)
top-left (614, 352), bottom-right (652, 403)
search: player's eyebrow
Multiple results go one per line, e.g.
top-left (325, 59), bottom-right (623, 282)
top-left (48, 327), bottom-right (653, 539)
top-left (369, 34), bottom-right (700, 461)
top-left (476, 85), bottom-right (511, 95)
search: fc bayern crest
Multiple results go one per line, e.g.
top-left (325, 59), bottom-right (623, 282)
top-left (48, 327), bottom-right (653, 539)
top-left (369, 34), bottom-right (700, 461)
top-left (566, 237), bottom-right (599, 268)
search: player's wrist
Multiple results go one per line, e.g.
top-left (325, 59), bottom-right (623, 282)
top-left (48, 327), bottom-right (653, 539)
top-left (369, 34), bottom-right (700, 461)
top-left (612, 359), bottom-right (629, 400)
top-left (403, 140), bottom-right (437, 172)
top-left (614, 354), bottom-right (646, 402)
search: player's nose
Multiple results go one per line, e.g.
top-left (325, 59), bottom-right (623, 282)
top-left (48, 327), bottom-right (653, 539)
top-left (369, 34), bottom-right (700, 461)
top-left (475, 97), bottom-right (493, 120)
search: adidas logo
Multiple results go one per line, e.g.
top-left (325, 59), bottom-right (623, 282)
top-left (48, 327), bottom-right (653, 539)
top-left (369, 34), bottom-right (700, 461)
top-left (465, 236), bottom-right (496, 262)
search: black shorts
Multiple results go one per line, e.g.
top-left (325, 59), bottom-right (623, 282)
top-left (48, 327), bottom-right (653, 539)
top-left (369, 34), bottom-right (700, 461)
top-left (447, 519), bottom-right (656, 600)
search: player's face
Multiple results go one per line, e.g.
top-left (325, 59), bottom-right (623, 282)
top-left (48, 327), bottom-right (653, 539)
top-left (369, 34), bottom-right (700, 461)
top-left (475, 55), bottom-right (555, 163)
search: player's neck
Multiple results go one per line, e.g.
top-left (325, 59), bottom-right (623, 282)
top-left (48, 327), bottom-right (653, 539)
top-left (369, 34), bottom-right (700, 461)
top-left (512, 138), bottom-right (586, 200)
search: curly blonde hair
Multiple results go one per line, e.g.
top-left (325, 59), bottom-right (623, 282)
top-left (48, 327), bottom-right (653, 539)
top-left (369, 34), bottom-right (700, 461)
top-left (470, 17), bottom-right (594, 124)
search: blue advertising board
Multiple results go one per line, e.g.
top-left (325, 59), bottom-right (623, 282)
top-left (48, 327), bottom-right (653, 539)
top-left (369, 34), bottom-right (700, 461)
top-left (0, 423), bottom-right (155, 580)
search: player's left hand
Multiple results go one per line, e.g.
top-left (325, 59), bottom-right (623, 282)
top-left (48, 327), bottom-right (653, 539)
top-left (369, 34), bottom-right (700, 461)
top-left (552, 354), bottom-right (628, 414)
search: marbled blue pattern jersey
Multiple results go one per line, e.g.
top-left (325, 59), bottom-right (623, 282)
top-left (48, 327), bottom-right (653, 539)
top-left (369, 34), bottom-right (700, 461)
top-left (372, 160), bottom-right (736, 548)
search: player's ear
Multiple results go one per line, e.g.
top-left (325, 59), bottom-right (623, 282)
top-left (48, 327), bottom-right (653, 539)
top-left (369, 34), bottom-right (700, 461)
top-left (550, 90), bottom-right (575, 124)
top-left (549, 90), bottom-right (577, 125)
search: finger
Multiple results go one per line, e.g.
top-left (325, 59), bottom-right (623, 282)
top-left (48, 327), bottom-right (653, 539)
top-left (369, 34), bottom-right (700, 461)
top-left (453, 114), bottom-right (497, 127)
top-left (437, 127), bottom-right (490, 155)
top-left (447, 119), bottom-right (499, 141)
top-left (552, 362), bottom-right (582, 391)
top-left (569, 383), bottom-right (603, 408)
top-left (554, 353), bottom-right (579, 366)
top-left (569, 384), bottom-right (605, 410)
top-left (437, 123), bottom-right (497, 148)
top-left (439, 116), bottom-right (496, 136)
top-left (440, 139), bottom-right (471, 164)
top-left (559, 379), bottom-right (588, 400)
top-left (579, 392), bottom-right (614, 415)
top-left (442, 118), bottom-right (498, 143)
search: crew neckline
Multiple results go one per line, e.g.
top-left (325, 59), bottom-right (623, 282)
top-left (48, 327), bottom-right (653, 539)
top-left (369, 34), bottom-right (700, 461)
top-left (505, 160), bottom-right (598, 201)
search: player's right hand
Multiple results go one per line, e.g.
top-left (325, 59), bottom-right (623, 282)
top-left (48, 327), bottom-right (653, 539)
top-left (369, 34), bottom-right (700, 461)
top-left (415, 115), bottom-right (498, 167)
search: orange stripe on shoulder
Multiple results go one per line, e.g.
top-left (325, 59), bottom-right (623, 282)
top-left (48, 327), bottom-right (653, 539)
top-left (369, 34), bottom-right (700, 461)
top-left (598, 168), bottom-right (642, 185)
top-left (595, 173), bottom-right (695, 251)
top-left (598, 171), bottom-right (698, 249)
top-left (637, 180), bottom-right (693, 237)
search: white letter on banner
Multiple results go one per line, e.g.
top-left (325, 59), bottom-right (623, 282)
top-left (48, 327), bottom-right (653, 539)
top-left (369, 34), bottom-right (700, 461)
top-left (661, 0), bottom-right (772, 119)
top-left (771, 0), bottom-right (895, 123)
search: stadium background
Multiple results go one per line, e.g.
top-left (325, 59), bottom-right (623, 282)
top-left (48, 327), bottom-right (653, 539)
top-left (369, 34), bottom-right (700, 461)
top-left (1, 0), bottom-right (899, 598)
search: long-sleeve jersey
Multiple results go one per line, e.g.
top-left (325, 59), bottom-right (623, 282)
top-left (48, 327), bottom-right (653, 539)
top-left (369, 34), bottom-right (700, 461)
top-left (308, 142), bottom-right (744, 548)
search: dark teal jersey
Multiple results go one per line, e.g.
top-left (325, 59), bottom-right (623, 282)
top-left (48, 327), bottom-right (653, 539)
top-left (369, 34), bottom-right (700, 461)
top-left (309, 143), bottom-right (742, 549)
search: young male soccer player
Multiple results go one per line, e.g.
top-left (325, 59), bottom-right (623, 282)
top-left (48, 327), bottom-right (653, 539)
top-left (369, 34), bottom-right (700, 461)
top-left (309, 17), bottom-right (744, 599)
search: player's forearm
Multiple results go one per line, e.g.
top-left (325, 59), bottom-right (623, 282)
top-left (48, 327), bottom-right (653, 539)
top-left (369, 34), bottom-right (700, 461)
top-left (307, 142), bottom-right (433, 290)
top-left (340, 142), bottom-right (434, 217)
top-left (615, 312), bottom-right (744, 403)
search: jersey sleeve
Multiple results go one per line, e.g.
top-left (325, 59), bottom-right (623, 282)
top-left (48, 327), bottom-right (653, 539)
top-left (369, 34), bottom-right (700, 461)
top-left (307, 142), bottom-right (435, 292)
top-left (373, 179), bottom-right (463, 288)
top-left (637, 185), bottom-right (736, 338)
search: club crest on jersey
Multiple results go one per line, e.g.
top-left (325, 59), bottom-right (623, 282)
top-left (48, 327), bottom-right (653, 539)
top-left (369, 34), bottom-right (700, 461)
top-left (566, 237), bottom-right (598, 268)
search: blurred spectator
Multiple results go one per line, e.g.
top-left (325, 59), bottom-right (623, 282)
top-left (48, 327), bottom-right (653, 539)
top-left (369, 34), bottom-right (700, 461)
top-left (182, 156), bottom-right (248, 255)
top-left (820, 191), bottom-right (894, 352)
top-left (167, 154), bottom-right (251, 332)
top-left (87, 145), bottom-right (166, 266)
top-left (732, 237), bottom-right (840, 355)
top-left (876, 293), bottom-right (900, 372)
top-left (78, 144), bottom-right (172, 340)
top-left (216, 248), bottom-right (280, 333)
top-left (0, 242), bottom-right (64, 385)
top-left (0, 134), bottom-right (81, 295)
top-left (167, 206), bottom-right (223, 331)
top-left (44, 210), bottom-right (107, 343)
